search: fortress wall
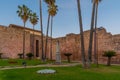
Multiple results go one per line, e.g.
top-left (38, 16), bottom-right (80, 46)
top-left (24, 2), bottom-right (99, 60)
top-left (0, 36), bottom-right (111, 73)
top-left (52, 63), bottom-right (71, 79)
top-left (0, 25), bottom-right (30, 58)
top-left (48, 27), bottom-right (120, 62)
top-left (0, 24), bottom-right (120, 62)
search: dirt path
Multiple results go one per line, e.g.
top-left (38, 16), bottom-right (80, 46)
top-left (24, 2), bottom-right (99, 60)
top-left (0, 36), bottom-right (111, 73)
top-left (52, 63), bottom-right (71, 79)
top-left (0, 63), bottom-right (80, 70)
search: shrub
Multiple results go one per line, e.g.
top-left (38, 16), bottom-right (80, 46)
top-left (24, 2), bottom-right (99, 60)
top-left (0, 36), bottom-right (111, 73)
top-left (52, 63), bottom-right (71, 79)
top-left (26, 53), bottom-right (34, 60)
top-left (64, 53), bottom-right (72, 63)
top-left (0, 53), bottom-right (3, 59)
top-left (18, 53), bottom-right (23, 59)
top-left (103, 50), bottom-right (116, 66)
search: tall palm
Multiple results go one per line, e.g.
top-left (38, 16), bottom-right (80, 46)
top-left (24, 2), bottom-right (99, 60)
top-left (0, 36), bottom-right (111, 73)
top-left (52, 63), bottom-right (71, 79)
top-left (17, 5), bottom-right (31, 59)
top-left (88, 0), bottom-right (102, 67)
top-left (77, 0), bottom-right (86, 68)
top-left (39, 0), bottom-right (45, 61)
top-left (44, 0), bottom-right (55, 5)
top-left (29, 12), bottom-right (39, 57)
top-left (44, 0), bottom-right (56, 60)
top-left (48, 4), bottom-right (58, 60)
top-left (44, 13), bottom-right (50, 60)
top-left (94, 0), bottom-right (102, 67)
top-left (87, 0), bottom-right (96, 67)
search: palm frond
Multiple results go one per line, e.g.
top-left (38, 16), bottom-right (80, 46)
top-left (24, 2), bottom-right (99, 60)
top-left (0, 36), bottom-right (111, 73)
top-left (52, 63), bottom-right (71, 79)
top-left (17, 4), bottom-right (31, 23)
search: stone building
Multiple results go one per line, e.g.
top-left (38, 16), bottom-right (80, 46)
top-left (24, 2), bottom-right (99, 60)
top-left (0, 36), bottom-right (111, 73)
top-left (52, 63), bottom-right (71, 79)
top-left (0, 24), bottom-right (120, 63)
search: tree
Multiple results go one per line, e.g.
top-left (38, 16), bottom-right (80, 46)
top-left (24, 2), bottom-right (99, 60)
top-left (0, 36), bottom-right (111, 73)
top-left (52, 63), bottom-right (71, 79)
top-left (0, 53), bottom-right (3, 59)
top-left (103, 50), bottom-right (116, 66)
top-left (48, 4), bottom-right (58, 60)
top-left (26, 52), bottom-right (34, 60)
top-left (44, 13), bottom-right (50, 60)
top-left (64, 53), bottom-right (72, 63)
top-left (39, 0), bottom-right (45, 61)
top-left (77, 0), bottom-right (86, 68)
top-left (17, 5), bottom-right (31, 59)
top-left (18, 53), bottom-right (23, 59)
top-left (50, 15), bottom-right (53, 60)
top-left (87, 0), bottom-right (101, 67)
top-left (29, 12), bottom-right (39, 57)
top-left (44, 0), bottom-right (56, 60)
top-left (44, 0), bottom-right (55, 5)
top-left (94, 0), bottom-right (102, 67)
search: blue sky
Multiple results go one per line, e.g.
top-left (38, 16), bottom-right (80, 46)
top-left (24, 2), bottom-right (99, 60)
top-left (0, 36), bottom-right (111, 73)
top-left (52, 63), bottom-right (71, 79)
top-left (0, 0), bottom-right (120, 38)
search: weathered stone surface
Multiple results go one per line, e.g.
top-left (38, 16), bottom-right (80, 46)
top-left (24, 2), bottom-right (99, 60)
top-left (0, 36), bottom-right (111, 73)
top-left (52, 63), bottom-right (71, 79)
top-left (0, 24), bottom-right (120, 63)
top-left (49, 27), bottom-right (120, 63)
top-left (0, 24), bottom-right (41, 58)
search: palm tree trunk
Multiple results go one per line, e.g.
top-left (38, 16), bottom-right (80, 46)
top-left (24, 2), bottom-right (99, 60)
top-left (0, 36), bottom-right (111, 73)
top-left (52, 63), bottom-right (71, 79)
top-left (23, 22), bottom-right (26, 59)
top-left (87, 1), bottom-right (96, 67)
top-left (107, 57), bottom-right (111, 66)
top-left (94, 3), bottom-right (99, 67)
top-left (50, 16), bottom-right (53, 60)
top-left (40, 0), bottom-right (45, 61)
top-left (45, 14), bottom-right (51, 60)
top-left (32, 25), bottom-right (35, 58)
top-left (77, 0), bottom-right (86, 68)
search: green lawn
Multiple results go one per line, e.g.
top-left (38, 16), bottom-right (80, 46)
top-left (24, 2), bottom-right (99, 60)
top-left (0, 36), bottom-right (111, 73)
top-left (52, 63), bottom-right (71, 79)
top-left (0, 65), bottom-right (120, 80)
top-left (0, 59), bottom-right (76, 67)
top-left (0, 59), bottom-right (48, 67)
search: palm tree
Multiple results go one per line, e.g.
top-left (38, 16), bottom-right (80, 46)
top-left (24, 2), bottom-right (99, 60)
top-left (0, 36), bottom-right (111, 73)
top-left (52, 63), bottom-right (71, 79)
top-left (44, 0), bottom-right (56, 60)
top-left (94, 0), bottom-right (102, 67)
top-left (39, 0), bottom-right (45, 61)
top-left (44, 13), bottom-right (50, 60)
top-left (17, 5), bottom-right (31, 59)
top-left (44, 0), bottom-right (55, 5)
top-left (50, 15), bottom-right (53, 60)
top-left (48, 4), bottom-right (58, 60)
top-left (77, 0), bottom-right (86, 68)
top-left (29, 12), bottom-right (39, 57)
top-left (103, 50), bottom-right (116, 66)
top-left (87, 0), bottom-right (96, 67)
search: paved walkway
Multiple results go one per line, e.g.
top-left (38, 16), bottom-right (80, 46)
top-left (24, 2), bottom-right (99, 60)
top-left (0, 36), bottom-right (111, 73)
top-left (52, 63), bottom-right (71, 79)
top-left (0, 63), bottom-right (81, 71)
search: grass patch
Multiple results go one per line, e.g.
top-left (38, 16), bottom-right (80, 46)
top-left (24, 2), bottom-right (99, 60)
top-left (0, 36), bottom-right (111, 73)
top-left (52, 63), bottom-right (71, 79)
top-left (0, 65), bottom-right (120, 80)
top-left (0, 59), bottom-right (78, 67)
top-left (0, 59), bottom-right (45, 67)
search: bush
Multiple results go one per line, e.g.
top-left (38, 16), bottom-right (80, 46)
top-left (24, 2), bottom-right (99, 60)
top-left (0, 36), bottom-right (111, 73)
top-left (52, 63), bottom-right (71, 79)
top-left (26, 53), bottom-right (34, 60)
top-left (0, 53), bottom-right (3, 59)
top-left (103, 50), bottom-right (116, 66)
top-left (64, 53), bottom-right (72, 63)
top-left (18, 53), bottom-right (23, 59)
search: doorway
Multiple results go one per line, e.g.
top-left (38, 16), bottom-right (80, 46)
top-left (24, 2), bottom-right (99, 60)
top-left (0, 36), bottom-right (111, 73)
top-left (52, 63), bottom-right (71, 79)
top-left (36, 40), bottom-right (39, 57)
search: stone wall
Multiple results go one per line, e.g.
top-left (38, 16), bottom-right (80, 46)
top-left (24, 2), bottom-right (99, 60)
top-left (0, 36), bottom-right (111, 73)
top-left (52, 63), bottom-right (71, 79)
top-left (0, 24), bottom-right (120, 63)
top-left (47, 27), bottom-right (120, 63)
top-left (0, 24), bottom-right (41, 58)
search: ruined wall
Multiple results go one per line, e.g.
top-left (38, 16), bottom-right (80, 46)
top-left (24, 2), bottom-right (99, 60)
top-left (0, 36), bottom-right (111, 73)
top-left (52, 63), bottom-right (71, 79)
top-left (0, 25), bottom-right (31, 58)
top-left (47, 27), bottom-right (120, 62)
top-left (0, 24), bottom-right (120, 62)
